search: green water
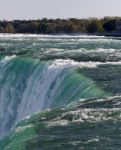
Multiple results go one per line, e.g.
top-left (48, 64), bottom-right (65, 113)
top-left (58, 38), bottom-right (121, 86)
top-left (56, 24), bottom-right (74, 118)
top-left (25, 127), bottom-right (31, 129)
top-left (0, 34), bottom-right (121, 149)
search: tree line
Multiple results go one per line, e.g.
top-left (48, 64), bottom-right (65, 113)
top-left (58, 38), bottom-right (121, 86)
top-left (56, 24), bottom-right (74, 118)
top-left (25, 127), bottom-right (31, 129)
top-left (0, 17), bottom-right (120, 34)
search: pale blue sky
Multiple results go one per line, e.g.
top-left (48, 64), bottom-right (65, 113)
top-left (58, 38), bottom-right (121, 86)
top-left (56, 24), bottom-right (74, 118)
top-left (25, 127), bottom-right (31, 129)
top-left (0, 0), bottom-right (121, 20)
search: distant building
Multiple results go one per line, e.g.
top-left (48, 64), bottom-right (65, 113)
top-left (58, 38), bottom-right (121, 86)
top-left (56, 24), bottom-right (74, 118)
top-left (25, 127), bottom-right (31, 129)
top-left (115, 21), bottom-right (121, 33)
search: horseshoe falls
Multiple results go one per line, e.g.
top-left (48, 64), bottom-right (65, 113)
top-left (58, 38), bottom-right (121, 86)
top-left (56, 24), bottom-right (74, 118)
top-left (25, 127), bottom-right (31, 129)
top-left (0, 34), bottom-right (121, 150)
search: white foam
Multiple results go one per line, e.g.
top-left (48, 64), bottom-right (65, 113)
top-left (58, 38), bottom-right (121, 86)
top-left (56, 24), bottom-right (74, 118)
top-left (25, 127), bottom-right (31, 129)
top-left (0, 55), bottom-right (16, 66)
top-left (0, 33), bottom-right (105, 38)
top-left (15, 124), bottom-right (33, 133)
top-left (48, 120), bottom-right (69, 127)
top-left (51, 59), bottom-right (121, 70)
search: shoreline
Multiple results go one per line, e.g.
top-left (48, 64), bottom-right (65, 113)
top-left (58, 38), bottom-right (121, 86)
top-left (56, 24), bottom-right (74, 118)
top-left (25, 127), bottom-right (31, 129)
top-left (0, 32), bottom-right (121, 37)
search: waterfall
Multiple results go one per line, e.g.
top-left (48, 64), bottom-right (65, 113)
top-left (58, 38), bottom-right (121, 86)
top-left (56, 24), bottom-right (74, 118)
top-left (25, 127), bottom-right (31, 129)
top-left (0, 56), bottom-right (109, 138)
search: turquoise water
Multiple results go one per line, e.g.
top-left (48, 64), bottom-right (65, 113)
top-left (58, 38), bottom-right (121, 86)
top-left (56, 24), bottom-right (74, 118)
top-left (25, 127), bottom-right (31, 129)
top-left (0, 34), bottom-right (121, 149)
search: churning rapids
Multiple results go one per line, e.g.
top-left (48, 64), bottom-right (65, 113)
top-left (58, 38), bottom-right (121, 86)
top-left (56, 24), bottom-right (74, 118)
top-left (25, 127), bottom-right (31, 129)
top-left (1, 34), bottom-right (121, 149)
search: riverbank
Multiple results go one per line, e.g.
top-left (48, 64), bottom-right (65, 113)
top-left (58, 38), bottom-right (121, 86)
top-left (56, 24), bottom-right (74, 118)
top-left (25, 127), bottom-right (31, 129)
top-left (0, 17), bottom-right (118, 35)
top-left (96, 32), bottom-right (121, 37)
top-left (0, 32), bottom-right (121, 38)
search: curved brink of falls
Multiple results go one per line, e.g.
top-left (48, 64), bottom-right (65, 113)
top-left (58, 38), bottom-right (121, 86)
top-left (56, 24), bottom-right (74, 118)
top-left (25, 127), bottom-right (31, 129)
top-left (0, 55), bottom-right (111, 138)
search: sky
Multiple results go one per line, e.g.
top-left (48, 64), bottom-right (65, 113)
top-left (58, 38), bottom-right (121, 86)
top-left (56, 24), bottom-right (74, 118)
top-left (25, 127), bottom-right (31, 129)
top-left (0, 0), bottom-right (121, 20)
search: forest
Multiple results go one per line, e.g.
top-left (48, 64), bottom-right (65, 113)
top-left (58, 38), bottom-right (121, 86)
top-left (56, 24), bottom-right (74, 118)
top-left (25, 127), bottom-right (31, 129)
top-left (0, 17), bottom-right (120, 34)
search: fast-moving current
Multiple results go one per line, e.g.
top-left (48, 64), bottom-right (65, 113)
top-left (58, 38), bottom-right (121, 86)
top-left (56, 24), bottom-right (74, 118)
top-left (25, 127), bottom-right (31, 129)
top-left (0, 34), bottom-right (121, 142)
